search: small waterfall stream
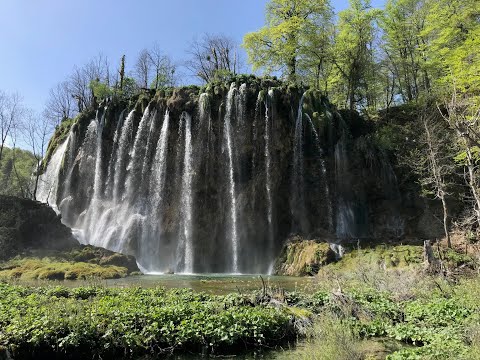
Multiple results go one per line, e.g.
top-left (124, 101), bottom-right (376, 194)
top-left (179, 113), bottom-right (194, 273)
top-left (36, 134), bottom-right (70, 210)
top-left (265, 90), bottom-right (274, 274)
top-left (291, 93), bottom-right (307, 234)
top-left (224, 84), bottom-right (239, 273)
top-left (113, 110), bottom-right (135, 203)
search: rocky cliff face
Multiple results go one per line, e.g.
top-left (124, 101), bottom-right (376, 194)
top-left (0, 196), bottom-right (77, 260)
top-left (38, 77), bottom-right (437, 274)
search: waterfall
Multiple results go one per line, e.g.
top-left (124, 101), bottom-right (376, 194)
top-left (305, 114), bottom-right (334, 232)
top-left (113, 110), bottom-right (135, 203)
top-left (334, 136), bottom-right (356, 239)
top-left (59, 130), bottom-right (77, 219)
top-left (179, 112), bottom-right (194, 273)
top-left (135, 111), bottom-right (171, 273)
top-left (79, 110), bottom-right (106, 243)
top-left (265, 90), bottom-right (274, 274)
top-left (105, 110), bottom-right (126, 198)
top-left (224, 83), bottom-right (239, 273)
top-left (291, 93), bottom-right (307, 234)
top-left (36, 134), bottom-right (70, 210)
top-left (125, 106), bottom-right (153, 203)
top-left (37, 83), bottom-right (405, 275)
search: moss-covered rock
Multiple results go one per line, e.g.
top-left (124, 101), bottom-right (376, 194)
top-left (0, 258), bottom-right (129, 280)
top-left (275, 237), bottom-right (336, 276)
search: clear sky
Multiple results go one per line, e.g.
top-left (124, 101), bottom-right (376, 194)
top-left (0, 0), bottom-right (385, 115)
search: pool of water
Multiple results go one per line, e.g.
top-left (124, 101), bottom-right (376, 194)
top-left (102, 274), bottom-right (317, 295)
top-left (16, 274), bottom-right (320, 359)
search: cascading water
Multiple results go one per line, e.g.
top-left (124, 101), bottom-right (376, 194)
top-left (305, 113), bottom-right (333, 232)
top-left (36, 134), bottom-right (70, 210)
top-left (105, 110), bottom-right (126, 199)
top-left (125, 106), bottom-right (153, 203)
top-left (179, 112), bottom-right (194, 273)
top-left (334, 135), bottom-right (358, 239)
top-left (265, 89), bottom-right (274, 274)
top-left (38, 83), bottom-right (405, 274)
top-left (139, 110), bottom-right (170, 272)
top-left (291, 93), bottom-right (308, 233)
top-left (113, 110), bottom-right (135, 203)
top-left (224, 84), bottom-right (239, 273)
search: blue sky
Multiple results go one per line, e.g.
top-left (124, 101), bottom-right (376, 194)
top-left (0, 0), bottom-right (384, 114)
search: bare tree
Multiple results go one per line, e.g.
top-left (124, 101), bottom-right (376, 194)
top-left (147, 43), bottom-right (176, 89)
top-left (135, 49), bottom-right (152, 89)
top-left (185, 34), bottom-right (242, 83)
top-left (439, 88), bottom-right (480, 229)
top-left (44, 81), bottom-right (74, 126)
top-left (0, 91), bottom-right (23, 162)
top-left (406, 106), bottom-right (456, 247)
top-left (69, 54), bottom-right (110, 112)
top-left (21, 111), bottom-right (55, 200)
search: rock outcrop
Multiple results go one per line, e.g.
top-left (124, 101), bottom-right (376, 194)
top-left (0, 196), bottom-right (76, 260)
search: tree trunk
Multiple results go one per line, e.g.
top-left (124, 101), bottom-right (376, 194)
top-left (287, 56), bottom-right (296, 83)
top-left (440, 194), bottom-right (451, 248)
top-left (465, 146), bottom-right (480, 227)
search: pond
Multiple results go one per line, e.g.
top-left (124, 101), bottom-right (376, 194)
top-left (103, 274), bottom-right (317, 295)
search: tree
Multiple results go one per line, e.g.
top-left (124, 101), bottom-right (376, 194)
top-left (243, 0), bottom-right (332, 82)
top-left (299, 6), bottom-right (335, 91)
top-left (440, 89), bottom-right (480, 229)
top-left (380, 0), bottom-right (429, 103)
top-left (21, 111), bottom-right (55, 200)
top-left (119, 55), bottom-right (126, 92)
top-left (0, 91), bottom-right (23, 163)
top-left (402, 106), bottom-right (456, 247)
top-left (147, 44), bottom-right (176, 89)
top-left (134, 49), bottom-right (152, 89)
top-left (69, 54), bottom-right (111, 112)
top-left (329, 0), bottom-right (381, 112)
top-left (186, 34), bottom-right (241, 83)
top-left (44, 81), bottom-right (74, 125)
top-left (422, 0), bottom-right (480, 96)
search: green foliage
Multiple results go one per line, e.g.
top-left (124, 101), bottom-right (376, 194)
top-left (243, 0), bottom-right (333, 81)
top-left (0, 284), bottom-right (295, 358)
top-left (422, 0), bottom-right (480, 96)
top-left (89, 79), bottom-right (112, 100)
top-left (329, 0), bottom-right (382, 111)
top-left (43, 117), bottom-right (74, 170)
top-left (0, 147), bottom-right (36, 197)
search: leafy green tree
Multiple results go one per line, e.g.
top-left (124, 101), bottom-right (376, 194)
top-left (0, 147), bottom-right (36, 198)
top-left (380, 0), bottom-right (429, 103)
top-left (89, 79), bottom-right (112, 101)
top-left (422, 0), bottom-right (480, 95)
top-left (243, 0), bottom-right (333, 82)
top-left (328, 0), bottom-right (381, 111)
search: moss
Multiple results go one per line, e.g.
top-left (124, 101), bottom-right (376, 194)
top-left (327, 245), bottom-right (424, 273)
top-left (42, 118), bottom-right (74, 169)
top-left (276, 240), bottom-right (335, 276)
top-left (0, 258), bottom-right (128, 280)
